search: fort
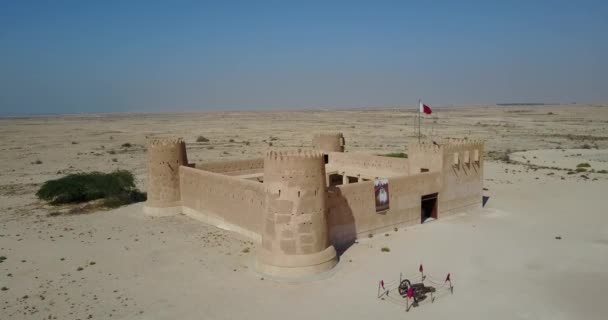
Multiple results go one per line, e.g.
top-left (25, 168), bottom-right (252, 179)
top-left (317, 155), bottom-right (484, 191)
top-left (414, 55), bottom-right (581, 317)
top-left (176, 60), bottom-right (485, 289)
top-left (143, 133), bottom-right (484, 277)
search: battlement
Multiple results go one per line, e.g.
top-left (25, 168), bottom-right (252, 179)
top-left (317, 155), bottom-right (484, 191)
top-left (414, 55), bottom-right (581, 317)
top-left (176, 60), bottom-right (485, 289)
top-left (265, 149), bottom-right (324, 162)
top-left (440, 139), bottom-right (484, 152)
top-left (148, 137), bottom-right (186, 147)
top-left (408, 138), bottom-right (484, 153)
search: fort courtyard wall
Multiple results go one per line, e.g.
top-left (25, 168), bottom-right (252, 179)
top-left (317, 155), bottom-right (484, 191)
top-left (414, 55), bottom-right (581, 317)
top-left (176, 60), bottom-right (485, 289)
top-left (179, 166), bottom-right (265, 240)
top-left (327, 152), bottom-right (409, 174)
top-left (194, 158), bottom-right (264, 174)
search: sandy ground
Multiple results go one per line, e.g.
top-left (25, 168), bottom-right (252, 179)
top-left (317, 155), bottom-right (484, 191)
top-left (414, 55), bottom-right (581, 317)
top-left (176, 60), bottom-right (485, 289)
top-left (1, 104), bottom-right (608, 319)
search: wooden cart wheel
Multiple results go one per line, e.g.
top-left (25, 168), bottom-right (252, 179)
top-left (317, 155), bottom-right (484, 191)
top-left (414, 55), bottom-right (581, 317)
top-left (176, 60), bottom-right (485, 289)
top-left (398, 279), bottom-right (411, 297)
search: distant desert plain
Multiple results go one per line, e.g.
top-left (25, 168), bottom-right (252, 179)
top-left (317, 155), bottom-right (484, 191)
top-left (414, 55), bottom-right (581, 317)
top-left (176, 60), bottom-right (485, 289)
top-left (1, 104), bottom-right (608, 319)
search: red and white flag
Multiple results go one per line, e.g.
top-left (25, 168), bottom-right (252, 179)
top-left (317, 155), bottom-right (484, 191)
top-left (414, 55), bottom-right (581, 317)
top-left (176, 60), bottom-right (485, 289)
top-left (419, 100), bottom-right (432, 115)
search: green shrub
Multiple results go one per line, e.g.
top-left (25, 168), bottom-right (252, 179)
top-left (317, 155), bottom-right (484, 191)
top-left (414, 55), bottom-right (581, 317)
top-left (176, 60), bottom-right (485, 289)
top-left (36, 170), bottom-right (146, 207)
top-left (575, 167), bottom-right (587, 173)
top-left (196, 136), bottom-right (209, 142)
top-left (380, 152), bottom-right (408, 158)
top-left (597, 170), bottom-right (608, 174)
top-left (576, 163), bottom-right (591, 168)
top-left (121, 143), bottom-right (132, 148)
top-left (381, 247), bottom-right (390, 252)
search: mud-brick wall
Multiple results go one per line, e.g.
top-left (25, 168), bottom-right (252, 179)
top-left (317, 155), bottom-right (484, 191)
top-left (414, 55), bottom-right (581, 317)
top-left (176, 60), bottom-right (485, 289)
top-left (179, 166), bottom-right (266, 236)
top-left (439, 143), bottom-right (484, 216)
top-left (327, 152), bottom-right (409, 173)
top-left (408, 144), bottom-right (443, 175)
top-left (195, 158), bottom-right (264, 173)
top-left (327, 172), bottom-right (441, 249)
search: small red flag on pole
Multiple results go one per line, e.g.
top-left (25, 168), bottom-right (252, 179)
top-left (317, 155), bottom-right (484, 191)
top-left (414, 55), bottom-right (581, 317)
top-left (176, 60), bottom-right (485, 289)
top-left (419, 264), bottom-right (423, 273)
top-left (380, 280), bottom-right (385, 290)
top-left (419, 100), bottom-right (433, 115)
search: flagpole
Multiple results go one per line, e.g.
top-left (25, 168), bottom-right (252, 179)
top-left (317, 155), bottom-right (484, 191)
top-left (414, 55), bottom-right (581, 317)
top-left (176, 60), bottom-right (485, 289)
top-left (418, 99), bottom-right (421, 143)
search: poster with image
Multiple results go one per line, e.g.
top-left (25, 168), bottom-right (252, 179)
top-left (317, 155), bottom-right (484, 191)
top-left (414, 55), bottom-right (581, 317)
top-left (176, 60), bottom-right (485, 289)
top-left (374, 178), bottom-right (389, 212)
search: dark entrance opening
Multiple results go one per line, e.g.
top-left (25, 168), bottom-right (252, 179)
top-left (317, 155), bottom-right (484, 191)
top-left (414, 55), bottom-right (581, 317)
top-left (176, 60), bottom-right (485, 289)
top-left (421, 193), bottom-right (438, 223)
top-left (328, 173), bottom-right (343, 187)
top-left (323, 154), bottom-right (329, 164)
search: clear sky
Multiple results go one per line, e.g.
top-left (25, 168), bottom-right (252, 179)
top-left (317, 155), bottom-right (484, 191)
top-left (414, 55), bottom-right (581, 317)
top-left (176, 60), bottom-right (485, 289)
top-left (1, 1), bottom-right (607, 115)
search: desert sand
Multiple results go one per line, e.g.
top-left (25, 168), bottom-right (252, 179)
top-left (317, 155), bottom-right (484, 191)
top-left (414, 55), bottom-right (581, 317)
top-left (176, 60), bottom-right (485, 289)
top-left (1, 104), bottom-right (608, 319)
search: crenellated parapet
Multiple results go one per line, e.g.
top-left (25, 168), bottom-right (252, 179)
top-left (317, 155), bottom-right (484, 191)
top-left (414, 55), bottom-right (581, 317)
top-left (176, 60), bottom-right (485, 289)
top-left (256, 148), bottom-right (337, 277)
top-left (312, 132), bottom-right (345, 153)
top-left (143, 136), bottom-right (188, 216)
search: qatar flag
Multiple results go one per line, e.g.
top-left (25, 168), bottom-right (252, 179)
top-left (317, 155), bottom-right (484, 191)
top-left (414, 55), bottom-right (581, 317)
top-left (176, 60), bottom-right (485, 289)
top-left (419, 101), bottom-right (432, 114)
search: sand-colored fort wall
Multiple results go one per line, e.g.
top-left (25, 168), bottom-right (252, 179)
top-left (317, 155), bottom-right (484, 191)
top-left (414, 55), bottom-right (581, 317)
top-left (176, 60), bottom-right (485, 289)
top-left (327, 152), bottom-right (409, 173)
top-left (407, 143), bottom-right (443, 174)
top-left (438, 140), bottom-right (484, 215)
top-left (327, 172), bottom-right (441, 250)
top-left (312, 132), bottom-right (345, 153)
top-left (194, 158), bottom-right (264, 174)
top-left (179, 166), bottom-right (266, 240)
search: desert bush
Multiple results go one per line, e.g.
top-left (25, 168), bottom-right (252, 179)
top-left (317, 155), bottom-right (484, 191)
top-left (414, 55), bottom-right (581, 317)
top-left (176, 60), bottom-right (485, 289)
top-left (381, 247), bottom-right (390, 252)
top-left (575, 167), bottom-right (587, 173)
top-left (229, 138), bottom-right (235, 143)
top-left (107, 150), bottom-right (116, 155)
top-left (380, 152), bottom-right (408, 158)
top-left (121, 142), bottom-right (132, 148)
top-left (32, 159), bottom-right (43, 165)
top-left (576, 163), bottom-right (591, 168)
top-left (597, 169), bottom-right (608, 174)
top-left (581, 144), bottom-right (591, 149)
top-left (196, 136), bottom-right (209, 142)
top-left (36, 170), bottom-right (146, 207)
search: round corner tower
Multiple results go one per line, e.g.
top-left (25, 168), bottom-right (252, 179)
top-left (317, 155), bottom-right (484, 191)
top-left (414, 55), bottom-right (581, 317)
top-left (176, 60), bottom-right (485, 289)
top-left (312, 132), bottom-right (345, 153)
top-left (256, 149), bottom-right (337, 277)
top-left (143, 137), bottom-right (188, 216)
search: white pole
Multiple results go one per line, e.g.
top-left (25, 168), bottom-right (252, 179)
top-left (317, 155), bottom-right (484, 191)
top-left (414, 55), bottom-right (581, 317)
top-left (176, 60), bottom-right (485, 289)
top-left (418, 99), bottom-right (421, 143)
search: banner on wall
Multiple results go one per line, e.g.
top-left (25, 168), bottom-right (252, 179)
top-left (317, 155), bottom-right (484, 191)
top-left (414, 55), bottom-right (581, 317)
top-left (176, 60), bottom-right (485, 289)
top-left (374, 178), bottom-right (389, 212)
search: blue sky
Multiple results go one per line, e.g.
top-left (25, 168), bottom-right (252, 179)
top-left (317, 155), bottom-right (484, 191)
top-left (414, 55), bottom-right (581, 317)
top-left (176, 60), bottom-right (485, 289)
top-left (1, 1), bottom-right (607, 115)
